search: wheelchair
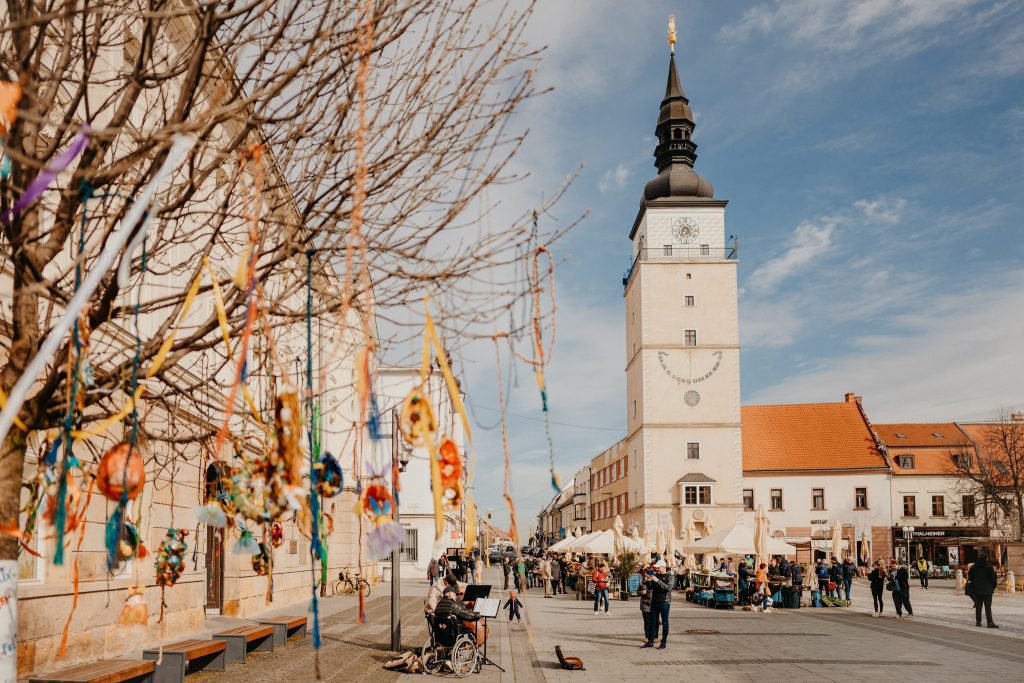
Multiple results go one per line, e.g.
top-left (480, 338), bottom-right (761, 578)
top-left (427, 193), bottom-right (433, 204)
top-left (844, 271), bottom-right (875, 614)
top-left (421, 613), bottom-right (481, 677)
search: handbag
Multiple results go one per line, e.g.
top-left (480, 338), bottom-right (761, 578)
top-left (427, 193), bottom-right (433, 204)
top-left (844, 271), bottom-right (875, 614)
top-left (827, 582), bottom-right (836, 591)
top-left (965, 580), bottom-right (975, 597)
top-left (885, 579), bottom-right (896, 592)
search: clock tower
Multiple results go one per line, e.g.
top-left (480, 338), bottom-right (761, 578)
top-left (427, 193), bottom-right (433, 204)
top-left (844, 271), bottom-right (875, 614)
top-left (623, 28), bottom-right (741, 540)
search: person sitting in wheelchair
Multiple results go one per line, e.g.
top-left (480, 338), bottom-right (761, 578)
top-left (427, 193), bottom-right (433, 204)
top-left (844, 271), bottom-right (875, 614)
top-left (432, 573), bottom-right (479, 628)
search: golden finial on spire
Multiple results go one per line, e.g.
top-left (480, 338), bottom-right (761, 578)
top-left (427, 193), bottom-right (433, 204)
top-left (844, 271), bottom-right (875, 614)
top-left (668, 15), bottom-right (677, 54)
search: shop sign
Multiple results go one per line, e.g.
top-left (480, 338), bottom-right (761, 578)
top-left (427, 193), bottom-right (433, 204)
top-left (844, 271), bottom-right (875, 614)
top-left (893, 528), bottom-right (987, 540)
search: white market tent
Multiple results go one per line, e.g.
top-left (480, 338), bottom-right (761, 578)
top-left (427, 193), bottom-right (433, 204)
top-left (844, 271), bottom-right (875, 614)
top-left (686, 524), bottom-right (797, 557)
top-left (578, 530), bottom-right (616, 554)
top-left (547, 536), bottom-right (571, 552)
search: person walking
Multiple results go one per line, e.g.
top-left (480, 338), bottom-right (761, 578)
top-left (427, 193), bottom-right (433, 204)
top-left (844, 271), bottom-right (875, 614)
top-left (515, 556), bottom-right (527, 592)
top-left (790, 561), bottom-right (804, 589)
top-left (540, 556), bottom-right (553, 598)
top-left (502, 555), bottom-right (511, 590)
top-left (868, 560), bottom-right (886, 617)
top-left (829, 558), bottom-right (843, 599)
top-left (647, 563), bottom-right (674, 648)
top-left (427, 557), bottom-right (439, 586)
top-left (916, 557), bottom-right (929, 589)
top-left (967, 550), bottom-right (999, 628)
top-left (639, 565), bottom-right (655, 647)
top-left (592, 561), bottom-right (611, 615)
top-left (842, 557), bottom-right (856, 602)
top-left (550, 557), bottom-right (562, 595)
top-left (815, 559), bottom-right (830, 596)
top-left (889, 559), bottom-right (913, 618)
top-left (738, 559), bottom-right (751, 605)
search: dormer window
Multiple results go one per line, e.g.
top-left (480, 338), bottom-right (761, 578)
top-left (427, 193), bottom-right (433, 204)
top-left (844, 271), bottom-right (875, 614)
top-left (953, 454), bottom-right (972, 469)
top-left (895, 433), bottom-right (906, 439)
top-left (932, 432), bottom-right (944, 438)
top-left (897, 454), bottom-right (915, 469)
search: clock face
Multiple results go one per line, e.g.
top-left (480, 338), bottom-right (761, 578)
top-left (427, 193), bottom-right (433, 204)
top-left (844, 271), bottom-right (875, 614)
top-left (684, 390), bottom-right (700, 407)
top-left (657, 350), bottom-right (723, 385)
top-left (671, 217), bottom-right (699, 244)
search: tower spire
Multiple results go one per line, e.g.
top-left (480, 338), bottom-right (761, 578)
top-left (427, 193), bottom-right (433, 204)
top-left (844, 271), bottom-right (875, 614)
top-left (642, 16), bottom-right (714, 200)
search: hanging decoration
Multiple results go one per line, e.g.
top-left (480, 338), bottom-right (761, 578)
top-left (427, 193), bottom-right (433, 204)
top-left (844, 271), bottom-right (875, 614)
top-left (270, 521), bottom-right (284, 548)
top-left (355, 471), bottom-right (402, 559)
top-left (251, 542), bottom-right (271, 576)
top-left (398, 386), bottom-right (436, 447)
top-left (194, 502), bottom-right (227, 527)
top-left (493, 334), bottom-right (521, 547)
top-left (314, 452), bottom-right (343, 497)
top-left (154, 528), bottom-right (188, 587)
top-left (119, 585), bottom-right (148, 627)
top-left (234, 528), bottom-right (260, 555)
top-left (96, 443), bottom-right (145, 501)
top-left (437, 437), bottom-right (464, 508)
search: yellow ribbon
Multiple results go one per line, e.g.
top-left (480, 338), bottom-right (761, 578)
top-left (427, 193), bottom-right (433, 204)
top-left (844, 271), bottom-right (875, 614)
top-left (146, 265), bottom-right (203, 379)
top-left (0, 386), bottom-right (28, 431)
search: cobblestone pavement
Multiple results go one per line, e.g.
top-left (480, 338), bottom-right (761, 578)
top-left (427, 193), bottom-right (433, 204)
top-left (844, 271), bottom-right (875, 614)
top-left (188, 568), bottom-right (1024, 682)
top-left (843, 577), bottom-right (1024, 638)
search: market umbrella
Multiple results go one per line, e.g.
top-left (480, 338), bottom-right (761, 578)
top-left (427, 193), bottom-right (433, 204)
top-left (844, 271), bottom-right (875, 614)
top-left (612, 514), bottom-right (625, 556)
top-left (704, 514), bottom-right (715, 536)
top-left (667, 518), bottom-right (677, 564)
top-left (684, 517), bottom-right (697, 569)
top-left (860, 531), bottom-right (870, 564)
top-left (702, 551), bottom-right (715, 571)
top-left (656, 522), bottom-right (666, 559)
top-left (643, 528), bottom-right (652, 557)
top-left (831, 520), bottom-right (843, 561)
top-left (687, 524), bottom-right (797, 556)
top-left (753, 504), bottom-right (768, 568)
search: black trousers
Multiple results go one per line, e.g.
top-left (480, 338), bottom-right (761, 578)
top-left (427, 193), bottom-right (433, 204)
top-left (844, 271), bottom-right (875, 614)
top-left (919, 572), bottom-right (928, 588)
top-left (871, 586), bottom-right (884, 612)
top-left (975, 593), bottom-right (994, 625)
top-left (503, 572), bottom-right (510, 590)
top-left (892, 590), bottom-right (912, 615)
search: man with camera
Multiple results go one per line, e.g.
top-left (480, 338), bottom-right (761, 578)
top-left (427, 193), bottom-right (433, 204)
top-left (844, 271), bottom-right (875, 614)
top-left (642, 559), bottom-right (674, 650)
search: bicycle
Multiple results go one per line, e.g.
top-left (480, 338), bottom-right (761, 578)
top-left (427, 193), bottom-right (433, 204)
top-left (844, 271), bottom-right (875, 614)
top-left (332, 567), bottom-right (371, 598)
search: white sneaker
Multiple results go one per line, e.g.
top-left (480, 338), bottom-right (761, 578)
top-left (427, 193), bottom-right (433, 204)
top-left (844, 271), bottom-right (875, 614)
top-left (594, 611), bottom-right (599, 615)
top-left (765, 607), bottom-right (774, 613)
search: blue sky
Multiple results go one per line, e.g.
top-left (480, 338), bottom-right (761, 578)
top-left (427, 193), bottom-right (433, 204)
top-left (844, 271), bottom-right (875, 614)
top-left (455, 0), bottom-right (1024, 535)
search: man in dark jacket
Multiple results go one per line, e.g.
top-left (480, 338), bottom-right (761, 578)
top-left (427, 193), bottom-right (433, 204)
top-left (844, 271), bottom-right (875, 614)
top-left (502, 555), bottom-right (511, 590)
top-left (550, 558), bottom-right (562, 594)
top-left (968, 551), bottom-right (999, 628)
top-left (790, 562), bottom-right (804, 588)
top-left (829, 558), bottom-right (843, 598)
top-left (647, 564), bottom-right (674, 650)
top-left (889, 559), bottom-right (913, 618)
top-left (841, 558), bottom-right (856, 601)
top-left (738, 561), bottom-right (751, 605)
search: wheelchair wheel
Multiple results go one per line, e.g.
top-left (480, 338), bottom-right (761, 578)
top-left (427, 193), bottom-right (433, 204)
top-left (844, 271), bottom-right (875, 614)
top-left (421, 638), bottom-right (444, 674)
top-left (450, 634), bottom-right (478, 677)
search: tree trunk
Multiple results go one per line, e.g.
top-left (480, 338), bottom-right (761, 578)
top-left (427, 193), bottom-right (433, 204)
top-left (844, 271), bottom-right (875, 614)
top-left (0, 429), bottom-right (27, 682)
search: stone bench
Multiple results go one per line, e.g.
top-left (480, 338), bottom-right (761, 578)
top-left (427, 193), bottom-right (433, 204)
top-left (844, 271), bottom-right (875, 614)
top-left (211, 625), bottom-right (275, 663)
top-left (29, 659), bottom-right (155, 683)
top-left (256, 615), bottom-right (308, 647)
top-left (142, 638), bottom-right (227, 683)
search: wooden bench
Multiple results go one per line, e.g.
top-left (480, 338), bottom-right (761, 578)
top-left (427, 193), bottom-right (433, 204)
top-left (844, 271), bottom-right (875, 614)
top-left (29, 658), bottom-right (155, 683)
top-left (211, 625), bottom-right (274, 663)
top-left (142, 639), bottom-right (227, 683)
top-left (256, 615), bottom-right (308, 647)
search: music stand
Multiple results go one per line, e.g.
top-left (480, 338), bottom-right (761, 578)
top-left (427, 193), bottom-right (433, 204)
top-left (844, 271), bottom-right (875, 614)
top-left (467, 586), bottom-right (504, 672)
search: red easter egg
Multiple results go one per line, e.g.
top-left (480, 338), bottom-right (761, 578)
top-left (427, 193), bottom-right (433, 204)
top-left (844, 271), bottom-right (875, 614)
top-left (97, 443), bottom-right (145, 500)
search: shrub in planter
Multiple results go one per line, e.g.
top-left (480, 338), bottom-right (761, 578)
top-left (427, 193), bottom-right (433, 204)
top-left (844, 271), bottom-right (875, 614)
top-left (611, 550), bottom-right (642, 600)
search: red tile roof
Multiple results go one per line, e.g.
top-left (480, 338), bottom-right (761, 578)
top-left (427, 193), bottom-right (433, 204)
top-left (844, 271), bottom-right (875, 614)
top-left (742, 401), bottom-right (887, 472)
top-left (873, 423), bottom-right (972, 448)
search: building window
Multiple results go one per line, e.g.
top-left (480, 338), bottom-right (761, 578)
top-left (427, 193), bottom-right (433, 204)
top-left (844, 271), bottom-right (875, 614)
top-left (684, 295), bottom-right (694, 306)
top-left (663, 244), bottom-right (673, 256)
top-left (684, 330), bottom-right (697, 346)
top-left (700, 244), bottom-right (709, 256)
top-left (742, 489), bottom-right (754, 511)
top-left (686, 273), bottom-right (691, 279)
top-left (686, 442), bottom-right (700, 460)
top-left (897, 454), bottom-right (915, 469)
top-left (953, 453), bottom-right (972, 469)
top-left (962, 495), bottom-right (976, 517)
top-left (903, 495), bottom-right (916, 517)
top-left (633, 400), bottom-right (637, 417)
top-left (931, 495), bottom-right (946, 517)
top-left (770, 488), bottom-right (783, 511)
top-left (400, 527), bottom-right (419, 562)
top-left (854, 487), bottom-right (868, 510)
top-left (811, 488), bottom-right (825, 510)
top-left (683, 485), bottom-right (712, 506)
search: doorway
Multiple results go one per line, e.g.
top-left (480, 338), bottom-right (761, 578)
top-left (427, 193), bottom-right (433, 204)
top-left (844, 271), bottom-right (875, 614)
top-left (204, 461), bottom-right (229, 612)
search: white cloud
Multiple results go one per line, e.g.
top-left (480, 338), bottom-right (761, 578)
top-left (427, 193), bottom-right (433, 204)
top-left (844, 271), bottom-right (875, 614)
top-left (855, 196), bottom-right (907, 224)
top-left (748, 268), bottom-right (1024, 421)
top-left (597, 163), bottom-right (632, 194)
top-left (740, 300), bottom-right (803, 348)
top-left (746, 218), bottom-right (836, 293)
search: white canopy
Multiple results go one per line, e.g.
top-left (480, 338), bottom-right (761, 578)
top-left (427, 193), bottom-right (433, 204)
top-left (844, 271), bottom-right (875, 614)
top-left (547, 536), bottom-right (572, 552)
top-left (685, 524), bottom-right (797, 557)
top-left (579, 529), bottom-right (616, 555)
top-left (568, 531), bottom-right (602, 553)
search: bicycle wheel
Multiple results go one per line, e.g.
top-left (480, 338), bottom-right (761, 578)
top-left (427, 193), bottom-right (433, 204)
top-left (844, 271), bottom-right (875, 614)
top-left (358, 578), bottom-right (371, 599)
top-left (335, 579), bottom-right (353, 596)
top-left (450, 635), bottom-right (477, 677)
top-left (421, 638), bottom-right (444, 674)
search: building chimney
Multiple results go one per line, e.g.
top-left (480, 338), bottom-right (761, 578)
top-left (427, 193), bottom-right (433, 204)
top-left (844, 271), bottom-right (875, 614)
top-left (844, 392), bottom-right (862, 404)
top-left (1012, 412), bottom-right (1024, 423)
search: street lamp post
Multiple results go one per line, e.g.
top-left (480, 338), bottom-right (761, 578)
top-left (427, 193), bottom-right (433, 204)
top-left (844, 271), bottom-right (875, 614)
top-left (902, 526), bottom-right (915, 565)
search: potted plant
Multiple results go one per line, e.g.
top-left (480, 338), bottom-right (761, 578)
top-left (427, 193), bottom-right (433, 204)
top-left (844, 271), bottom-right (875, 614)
top-left (611, 550), bottom-right (642, 601)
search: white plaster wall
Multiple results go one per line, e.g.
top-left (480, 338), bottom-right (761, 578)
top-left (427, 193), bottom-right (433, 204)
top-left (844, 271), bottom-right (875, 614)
top-left (741, 473), bottom-right (893, 536)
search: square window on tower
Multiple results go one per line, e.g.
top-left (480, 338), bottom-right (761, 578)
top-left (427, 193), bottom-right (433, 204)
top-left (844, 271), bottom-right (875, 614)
top-left (684, 330), bottom-right (697, 346)
top-left (700, 244), bottom-right (709, 256)
top-left (684, 295), bottom-right (694, 306)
